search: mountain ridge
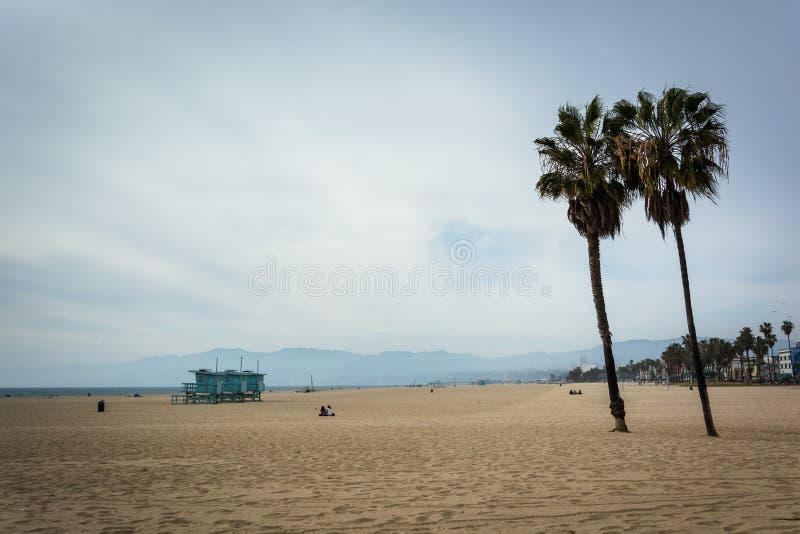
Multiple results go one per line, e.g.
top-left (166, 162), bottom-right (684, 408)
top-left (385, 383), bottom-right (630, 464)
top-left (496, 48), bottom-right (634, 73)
top-left (3, 338), bottom-right (706, 387)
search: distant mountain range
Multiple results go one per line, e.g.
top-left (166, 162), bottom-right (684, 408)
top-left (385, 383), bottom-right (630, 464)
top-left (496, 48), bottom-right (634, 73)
top-left (3, 337), bottom-right (722, 387)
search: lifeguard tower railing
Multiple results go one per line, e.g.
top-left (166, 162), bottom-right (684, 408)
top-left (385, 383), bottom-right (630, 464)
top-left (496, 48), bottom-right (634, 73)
top-left (172, 369), bottom-right (266, 404)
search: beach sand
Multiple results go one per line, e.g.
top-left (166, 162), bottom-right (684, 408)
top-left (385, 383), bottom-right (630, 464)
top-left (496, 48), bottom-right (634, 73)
top-left (1, 383), bottom-right (799, 532)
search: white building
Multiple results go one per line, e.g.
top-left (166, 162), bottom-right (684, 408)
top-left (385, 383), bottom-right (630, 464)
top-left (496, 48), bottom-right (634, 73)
top-left (777, 349), bottom-right (794, 377)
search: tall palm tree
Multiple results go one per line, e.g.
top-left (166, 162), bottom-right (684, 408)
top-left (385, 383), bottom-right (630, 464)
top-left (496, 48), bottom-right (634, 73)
top-left (737, 327), bottom-right (755, 382)
top-left (753, 337), bottom-right (767, 383)
top-left (759, 322), bottom-right (777, 380)
top-left (702, 338), bottom-right (718, 380)
top-left (733, 339), bottom-right (744, 382)
top-left (709, 338), bottom-right (734, 381)
top-left (725, 340), bottom-right (736, 381)
top-left (612, 88), bottom-right (728, 437)
top-left (662, 342), bottom-right (687, 382)
top-left (782, 320), bottom-right (794, 350)
top-left (535, 96), bottom-right (630, 432)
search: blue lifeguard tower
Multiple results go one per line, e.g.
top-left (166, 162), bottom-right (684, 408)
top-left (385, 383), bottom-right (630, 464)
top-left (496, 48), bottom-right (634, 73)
top-left (172, 364), bottom-right (266, 404)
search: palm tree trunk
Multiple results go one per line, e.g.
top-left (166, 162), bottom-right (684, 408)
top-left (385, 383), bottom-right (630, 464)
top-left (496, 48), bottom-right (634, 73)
top-left (673, 225), bottom-right (718, 437)
top-left (586, 234), bottom-right (628, 432)
top-left (773, 347), bottom-right (777, 380)
top-left (745, 352), bottom-right (751, 382)
top-left (770, 348), bottom-right (775, 381)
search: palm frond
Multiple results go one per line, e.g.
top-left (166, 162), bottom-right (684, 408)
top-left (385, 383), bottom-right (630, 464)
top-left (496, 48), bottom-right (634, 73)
top-left (615, 87), bottom-right (729, 233)
top-left (534, 97), bottom-right (629, 240)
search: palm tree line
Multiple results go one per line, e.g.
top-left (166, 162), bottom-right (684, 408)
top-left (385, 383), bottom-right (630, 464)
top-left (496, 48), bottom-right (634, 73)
top-left (625, 320), bottom-right (795, 383)
top-left (535, 87), bottom-right (728, 436)
top-left (731, 320), bottom-right (794, 382)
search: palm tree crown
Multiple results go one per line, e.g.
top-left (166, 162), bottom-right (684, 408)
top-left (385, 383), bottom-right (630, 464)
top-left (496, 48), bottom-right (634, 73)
top-left (760, 322), bottom-right (776, 349)
top-left (737, 327), bottom-right (755, 354)
top-left (782, 320), bottom-right (794, 348)
top-left (535, 96), bottom-right (630, 239)
top-left (611, 87), bottom-right (729, 235)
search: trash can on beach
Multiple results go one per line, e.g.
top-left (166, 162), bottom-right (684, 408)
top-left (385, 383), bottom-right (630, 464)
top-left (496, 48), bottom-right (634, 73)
top-left (97, 400), bottom-right (105, 412)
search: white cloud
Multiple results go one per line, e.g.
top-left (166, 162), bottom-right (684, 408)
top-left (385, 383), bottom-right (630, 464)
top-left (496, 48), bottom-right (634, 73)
top-left (1, 1), bottom-right (798, 367)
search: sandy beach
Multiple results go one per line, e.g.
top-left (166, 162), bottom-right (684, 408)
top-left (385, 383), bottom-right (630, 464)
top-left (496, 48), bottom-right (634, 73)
top-left (1, 383), bottom-right (799, 533)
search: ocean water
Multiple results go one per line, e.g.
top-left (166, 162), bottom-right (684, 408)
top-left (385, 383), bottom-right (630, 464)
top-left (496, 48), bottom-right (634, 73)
top-left (1, 387), bottom-right (179, 398)
top-left (1, 385), bottom-right (394, 397)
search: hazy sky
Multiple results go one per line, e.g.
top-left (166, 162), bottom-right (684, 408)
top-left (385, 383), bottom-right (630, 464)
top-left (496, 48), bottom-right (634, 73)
top-left (1, 1), bottom-right (798, 365)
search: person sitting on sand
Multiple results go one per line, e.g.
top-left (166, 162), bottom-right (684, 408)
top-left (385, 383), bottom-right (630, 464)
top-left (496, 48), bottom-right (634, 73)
top-left (326, 405), bottom-right (335, 416)
top-left (569, 389), bottom-right (574, 395)
top-left (577, 389), bottom-right (582, 395)
top-left (319, 405), bottom-right (327, 416)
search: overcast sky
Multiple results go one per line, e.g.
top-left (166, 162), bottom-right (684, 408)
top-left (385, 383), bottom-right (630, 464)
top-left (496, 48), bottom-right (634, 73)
top-left (1, 1), bottom-right (798, 365)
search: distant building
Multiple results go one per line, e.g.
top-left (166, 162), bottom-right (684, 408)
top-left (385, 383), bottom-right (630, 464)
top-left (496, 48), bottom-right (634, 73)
top-left (729, 358), bottom-right (759, 382)
top-left (777, 348), bottom-right (800, 378)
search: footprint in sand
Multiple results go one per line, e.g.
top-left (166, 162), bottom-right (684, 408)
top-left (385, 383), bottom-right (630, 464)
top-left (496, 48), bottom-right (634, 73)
top-left (160, 516), bottom-right (191, 526)
top-left (213, 518), bottom-right (253, 529)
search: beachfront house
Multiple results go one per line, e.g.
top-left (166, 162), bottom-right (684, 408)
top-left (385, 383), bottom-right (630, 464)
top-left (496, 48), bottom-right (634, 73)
top-left (729, 359), bottom-right (746, 382)
top-left (777, 348), bottom-right (800, 378)
top-left (172, 368), bottom-right (266, 404)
